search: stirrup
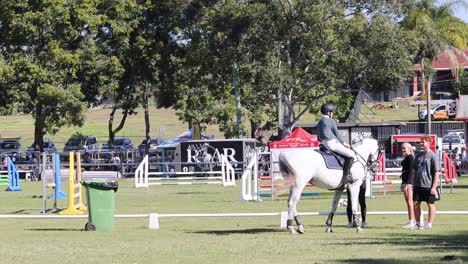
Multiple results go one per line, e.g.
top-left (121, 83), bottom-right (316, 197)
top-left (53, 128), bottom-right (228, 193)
top-left (328, 184), bottom-right (345, 191)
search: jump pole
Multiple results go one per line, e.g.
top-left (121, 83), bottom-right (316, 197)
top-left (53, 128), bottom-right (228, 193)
top-left (48, 153), bottom-right (67, 201)
top-left (59, 152), bottom-right (86, 215)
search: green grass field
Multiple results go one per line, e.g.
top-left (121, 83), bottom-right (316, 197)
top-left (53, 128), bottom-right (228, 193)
top-left (1, 102), bottom-right (466, 263)
top-left (0, 178), bottom-right (467, 264)
top-left (0, 108), bottom-right (227, 151)
top-left (0, 105), bottom-right (321, 149)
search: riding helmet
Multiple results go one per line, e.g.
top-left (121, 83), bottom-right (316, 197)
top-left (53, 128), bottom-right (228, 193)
top-left (321, 103), bottom-right (335, 114)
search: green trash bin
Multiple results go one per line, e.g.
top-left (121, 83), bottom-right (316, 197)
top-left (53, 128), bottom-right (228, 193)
top-left (82, 180), bottom-right (118, 231)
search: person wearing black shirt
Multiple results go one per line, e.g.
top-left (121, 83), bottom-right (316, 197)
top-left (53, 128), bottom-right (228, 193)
top-left (400, 142), bottom-right (415, 229)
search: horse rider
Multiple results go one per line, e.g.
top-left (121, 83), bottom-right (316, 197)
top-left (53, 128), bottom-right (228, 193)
top-left (316, 103), bottom-right (356, 185)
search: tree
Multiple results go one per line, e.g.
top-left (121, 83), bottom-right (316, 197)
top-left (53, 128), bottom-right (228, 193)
top-left (0, 0), bottom-right (94, 151)
top-left (79, 1), bottom-right (183, 150)
top-left (254, 0), bottom-right (416, 137)
top-left (401, 0), bottom-right (468, 133)
top-left (158, 0), bottom-right (417, 139)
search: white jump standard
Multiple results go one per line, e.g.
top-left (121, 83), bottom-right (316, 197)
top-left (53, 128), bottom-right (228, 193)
top-left (134, 154), bottom-right (235, 187)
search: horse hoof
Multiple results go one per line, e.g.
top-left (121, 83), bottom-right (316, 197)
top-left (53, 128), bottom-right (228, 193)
top-left (297, 225), bottom-right (304, 234)
top-left (288, 227), bottom-right (297, 235)
top-left (357, 227), bottom-right (362, 233)
top-left (325, 227), bottom-right (333, 233)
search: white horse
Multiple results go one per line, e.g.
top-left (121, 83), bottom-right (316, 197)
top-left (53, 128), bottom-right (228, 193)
top-left (276, 137), bottom-right (380, 234)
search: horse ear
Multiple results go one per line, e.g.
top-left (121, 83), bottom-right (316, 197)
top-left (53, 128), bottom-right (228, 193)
top-left (378, 143), bottom-right (384, 151)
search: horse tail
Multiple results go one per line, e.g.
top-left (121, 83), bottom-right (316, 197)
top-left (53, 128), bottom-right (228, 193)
top-left (273, 153), bottom-right (296, 197)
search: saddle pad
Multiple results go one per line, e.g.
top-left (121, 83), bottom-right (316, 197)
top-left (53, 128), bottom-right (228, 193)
top-left (314, 150), bottom-right (343, 170)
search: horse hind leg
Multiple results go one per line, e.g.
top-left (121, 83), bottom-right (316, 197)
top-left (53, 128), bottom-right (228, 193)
top-left (286, 219), bottom-right (295, 234)
top-left (295, 215), bottom-right (304, 234)
top-left (287, 186), bottom-right (305, 235)
top-left (286, 204), bottom-right (298, 235)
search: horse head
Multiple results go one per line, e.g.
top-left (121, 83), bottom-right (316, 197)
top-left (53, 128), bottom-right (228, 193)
top-left (354, 138), bottom-right (380, 173)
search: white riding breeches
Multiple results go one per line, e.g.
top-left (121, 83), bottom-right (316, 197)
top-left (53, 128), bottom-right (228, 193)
top-left (322, 139), bottom-right (354, 158)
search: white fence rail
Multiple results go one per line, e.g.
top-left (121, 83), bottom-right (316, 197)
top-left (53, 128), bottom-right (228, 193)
top-left (7, 211), bottom-right (467, 230)
top-left (134, 155), bottom-right (235, 188)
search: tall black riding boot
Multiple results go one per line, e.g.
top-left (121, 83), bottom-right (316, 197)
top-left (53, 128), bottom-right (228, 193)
top-left (341, 157), bottom-right (355, 185)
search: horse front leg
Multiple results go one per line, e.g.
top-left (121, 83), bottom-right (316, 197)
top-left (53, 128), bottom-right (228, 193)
top-left (326, 189), bottom-right (343, 233)
top-left (349, 183), bottom-right (363, 233)
top-left (287, 186), bottom-right (304, 235)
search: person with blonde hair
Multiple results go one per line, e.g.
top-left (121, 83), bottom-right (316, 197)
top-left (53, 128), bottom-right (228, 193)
top-left (400, 142), bottom-right (415, 229)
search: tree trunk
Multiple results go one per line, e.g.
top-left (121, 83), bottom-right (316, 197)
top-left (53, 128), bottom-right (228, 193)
top-left (143, 89), bottom-right (151, 155)
top-left (427, 76), bottom-right (432, 135)
top-left (281, 96), bottom-right (294, 138)
top-left (108, 105), bottom-right (130, 149)
top-left (192, 120), bottom-right (201, 140)
top-left (108, 106), bottom-right (117, 148)
top-left (33, 104), bottom-right (45, 152)
top-left (250, 120), bottom-right (258, 139)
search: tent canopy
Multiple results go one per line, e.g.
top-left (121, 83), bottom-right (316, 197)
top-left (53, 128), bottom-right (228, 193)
top-left (158, 129), bottom-right (213, 148)
top-left (269, 127), bottom-right (319, 149)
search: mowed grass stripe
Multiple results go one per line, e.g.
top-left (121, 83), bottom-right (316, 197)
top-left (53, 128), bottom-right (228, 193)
top-left (0, 179), bottom-right (467, 263)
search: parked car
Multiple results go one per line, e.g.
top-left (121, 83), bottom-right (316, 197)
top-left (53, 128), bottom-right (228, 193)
top-left (446, 129), bottom-right (464, 143)
top-left (27, 140), bottom-right (57, 153)
top-left (0, 138), bottom-right (22, 155)
top-left (102, 137), bottom-right (134, 150)
top-left (442, 134), bottom-right (464, 151)
top-left (63, 135), bottom-right (99, 152)
top-left (138, 138), bottom-right (164, 156)
top-left (418, 104), bottom-right (453, 121)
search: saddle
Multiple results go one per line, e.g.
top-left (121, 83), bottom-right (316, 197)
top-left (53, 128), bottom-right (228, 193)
top-left (315, 144), bottom-right (345, 170)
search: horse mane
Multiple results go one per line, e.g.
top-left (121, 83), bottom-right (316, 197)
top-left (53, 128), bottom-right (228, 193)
top-left (352, 137), bottom-right (374, 148)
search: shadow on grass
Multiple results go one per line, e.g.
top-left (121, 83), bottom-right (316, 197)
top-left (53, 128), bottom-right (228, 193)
top-left (175, 192), bottom-right (208, 195)
top-left (25, 228), bottom-right (84, 232)
top-left (9, 209), bottom-right (28, 214)
top-left (190, 228), bottom-right (283, 235)
top-left (339, 259), bottom-right (421, 264)
top-left (338, 255), bottom-right (467, 264)
top-left (450, 184), bottom-right (468, 190)
top-left (330, 230), bottom-right (468, 263)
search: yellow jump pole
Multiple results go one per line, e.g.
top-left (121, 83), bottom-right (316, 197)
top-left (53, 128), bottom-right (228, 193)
top-left (59, 152), bottom-right (83, 215)
top-left (76, 152), bottom-right (87, 211)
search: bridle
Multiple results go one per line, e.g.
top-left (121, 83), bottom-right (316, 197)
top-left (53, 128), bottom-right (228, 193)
top-left (351, 139), bottom-right (381, 173)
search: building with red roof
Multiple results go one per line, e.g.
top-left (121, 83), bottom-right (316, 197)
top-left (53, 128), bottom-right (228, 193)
top-left (412, 49), bottom-right (468, 96)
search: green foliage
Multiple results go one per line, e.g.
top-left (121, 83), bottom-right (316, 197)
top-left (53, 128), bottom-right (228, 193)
top-left (454, 70), bottom-right (468, 94)
top-left (2, 0), bottom-right (466, 143)
top-left (242, 1), bottom-right (418, 135)
top-left (0, 0), bottom-right (90, 147)
top-left (401, 0), bottom-right (468, 79)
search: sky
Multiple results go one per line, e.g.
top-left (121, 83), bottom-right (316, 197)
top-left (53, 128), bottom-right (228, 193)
top-left (454, 6), bottom-right (468, 22)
